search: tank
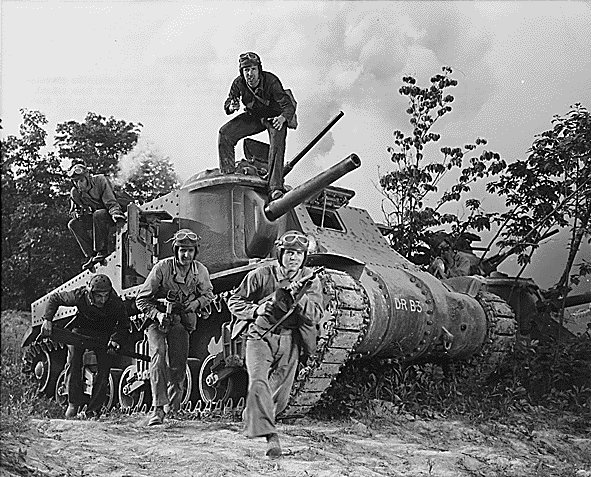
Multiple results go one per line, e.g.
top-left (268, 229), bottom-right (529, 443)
top-left (21, 114), bottom-right (521, 417)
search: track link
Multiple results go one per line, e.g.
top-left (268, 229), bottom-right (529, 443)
top-left (281, 269), bottom-right (369, 417)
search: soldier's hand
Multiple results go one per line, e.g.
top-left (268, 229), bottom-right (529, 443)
top-left (70, 210), bottom-right (81, 220)
top-left (107, 340), bottom-right (120, 355)
top-left (185, 299), bottom-right (200, 313)
top-left (40, 320), bottom-right (52, 338)
top-left (255, 301), bottom-right (274, 319)
top-left (288, 281), bottom-right (304, 296)
top-left (228, 99), bottom-right (240, 113)
top-left (271, 115), bottom-right (286, 130)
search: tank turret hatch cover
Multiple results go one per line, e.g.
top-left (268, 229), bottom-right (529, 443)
top-left (304, 186), bottom-right (355, 211)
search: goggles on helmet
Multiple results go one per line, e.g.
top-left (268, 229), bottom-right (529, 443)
top-left (281, 232), bottom-right (309, 248)
top-left (172, 230), bottom-right (200, 242)
top-left (239, 52), bottom-right (260, 63)
top-left (68, 164), bottom-right (88, 178)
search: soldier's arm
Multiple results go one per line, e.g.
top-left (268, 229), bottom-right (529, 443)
top-left (226, 270), bottom-right (263, 322)
top-left (269, 75), bottom-right (295, 122)
top-left (447, 253), bottom-right (472, 277)
top-left (43, 289), bottom-right (82, 321)
top-left (195, 263), bottom-right (214, 308)
top-left (135, 263), bottom-right (164, 320)
top-left (295, 276), bottom-right (323, 325)
top-left (224, 77), bottom-right (242, 114)
top-left (109, 298), bottom-right (131, 345)
top-left (95, 175), bottom-right (124, 217)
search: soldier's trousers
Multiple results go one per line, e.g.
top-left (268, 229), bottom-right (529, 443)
top-left (244, 328), bottom-right (299, 438)
top-left (68, 209), bottom-right (113, 258)
top-left (65, 337), bottom-right (111, 412)
top-left (146, 318), bottom-right (189, 410)
top-left (218, 113), bottom-right (287, 193)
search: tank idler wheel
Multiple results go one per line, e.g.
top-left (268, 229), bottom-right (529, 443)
top-left (54, 369), bottom-right (68, 407)
top-left (198, 354), bottom-right (248, 405)
top-left (29, 344), bottom-right (67, 398)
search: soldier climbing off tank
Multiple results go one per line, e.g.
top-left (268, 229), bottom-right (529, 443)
top-left (40, 274), bottom-right (130, 418)
top-left (226, 230), bottom-right (323, 459)
top-left (67, 160), bottom-right (128, 270)
top-left (218, 52), bottom-right (296, 202)
top-left (135, 229), bottom-right (214, 426)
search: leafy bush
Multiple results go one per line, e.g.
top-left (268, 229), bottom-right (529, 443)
top-left (313, 334), bottom-right (591, 424)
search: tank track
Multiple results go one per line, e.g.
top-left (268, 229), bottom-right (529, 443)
top-left (280, 269), bottom-right (369, 418)
top-left (22, 339), bottom-right (67, 396)
top-left (469, 291), bottom-right (517, 378)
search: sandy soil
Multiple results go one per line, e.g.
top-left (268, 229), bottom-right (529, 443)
top-left (2, 403), bottom-right (590, 477)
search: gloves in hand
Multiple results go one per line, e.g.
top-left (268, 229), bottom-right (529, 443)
top-left (40, 320), bottom-right (52, 338)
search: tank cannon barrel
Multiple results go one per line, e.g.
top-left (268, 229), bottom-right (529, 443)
top-left (284, 111), bottom-right (345, 177)
top-left (264, 153), bottom-right (361, 221)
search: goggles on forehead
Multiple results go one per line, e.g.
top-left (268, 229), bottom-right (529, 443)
top-left (282, 233), bottom-right (309, 247)
top-left (68, 164), bottom-right (88, 177)
top-left (239, 52), bottom-right (260, 61)
top-left (172, 231), bottom-right (200, 241)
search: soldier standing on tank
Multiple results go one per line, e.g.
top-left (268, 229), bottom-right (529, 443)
top-left (67, 161), bottom-right (127, 270)
top-left (40, 274), bottom-right (130, 418)
top-left (218, 52), bottom-right (296, 202)
top-left (226, 230), bottom-right (323, 458)
top-left (136, 229), bottom-right (214, 426)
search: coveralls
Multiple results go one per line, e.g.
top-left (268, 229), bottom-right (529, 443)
top-left (136, 257), bottom-right (214, 410)
top-left (68, 174), bottom-right (125, 259)
top-left (219, 71), bottom-right (296, 193)
top-left (227, 263), bottom-right (323, 438)
top-left (43, 288), bottom-right (130, 413)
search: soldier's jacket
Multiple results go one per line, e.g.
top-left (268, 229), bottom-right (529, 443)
top-left (43, 287), bottom-right (130, 344)
top-left (446, 251), bottom-right (474, 278)
top-left (135, 256), bottom-right (214, 332)
top-left (70, 174), bottom-right (124, 216)
top-left (227, 263), bottom-right (323, 354)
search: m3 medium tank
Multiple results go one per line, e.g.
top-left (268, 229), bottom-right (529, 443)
top-left (21, 114), bottom-right (517, 416)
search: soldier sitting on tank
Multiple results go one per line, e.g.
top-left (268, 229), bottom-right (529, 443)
top-left (135, 229), bottom-right (214, 426)
top-left (429, 238), bottom-right (474, 279)
top-left (40, 274), bottom-right (131, 418)
top-left (218, 52), bottom-right (296, 202)
top-left (226, 230), bottom-right (323, 459)
top-left (67, 160), bottom-right (127, 270)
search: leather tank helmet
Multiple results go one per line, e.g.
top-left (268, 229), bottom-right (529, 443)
top-left (238, 51), bottom-right (262, 77)
top-left (87, 274), bottom-right (112, 305)
top-left (275, 230), bottom-right (309, 269)
top-left (170, 229), bottom-right (200, 260)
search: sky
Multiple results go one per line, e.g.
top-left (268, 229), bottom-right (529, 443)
top-left (2, 1), bottom-right (590, 291)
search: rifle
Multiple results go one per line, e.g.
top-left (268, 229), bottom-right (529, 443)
top-left (49, 326), bottom-right (151, 362)
top-left (260, 267), bottom-right (325, 339)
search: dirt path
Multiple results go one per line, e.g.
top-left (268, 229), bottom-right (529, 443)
top-left (2, 408), bottom-right (590, 477)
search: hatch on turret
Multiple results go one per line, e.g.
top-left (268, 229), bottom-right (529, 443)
top-left (303, 185), bottom-right (355, 231)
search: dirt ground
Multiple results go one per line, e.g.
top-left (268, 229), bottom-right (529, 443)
top-left (2, 404), bottom-right (590, 477)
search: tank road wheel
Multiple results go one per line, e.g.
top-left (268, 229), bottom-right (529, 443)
top-left (54, 369), bottom-right (68, 407)
top-left (24, 342), bottom-right (67, 398)
top-left (118, 365), bottom-right (151, 410)
top-left (198, 354), bottom-right (248, 405)
top-left (106, 368), bottom-right (123, 410)
top-left (181, 359), bottom-right (201, 408)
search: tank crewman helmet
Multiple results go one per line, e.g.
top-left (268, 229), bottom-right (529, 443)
top-left (170, 229), bottom-right (201, 258)
top-left (275, 230), bottom-right (309, 267)
top-left (88, 274), bottom-right (113, 293)
top-left (239, 51), bottom-right (262, 74)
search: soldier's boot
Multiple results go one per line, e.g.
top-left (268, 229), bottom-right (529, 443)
top-left (82, 257), bottom-right (95, 271)
top-left (65, 404), bottom-right (79, 419)
top-left (265, 433), bottom-right (282, 459)
top-left (148, 407), bottom-right (166, 426)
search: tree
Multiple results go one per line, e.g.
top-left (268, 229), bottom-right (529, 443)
top-left (1, 110), bottom-right (79, 309)
top-left (379, 67), bottom-right (506, 262)
top-left (118, 148), bottom-right (180, 204)
top-left (487, 103), bottom-right (591, 293)
top-left (54, 112), bottom-right (142, 176)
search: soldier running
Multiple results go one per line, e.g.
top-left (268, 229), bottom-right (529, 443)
top-left (136, 229), bottom-right (214, 426)
top-left (227, 230), bottom-right (323, 458)
top-left (40, 274), bottom-right (130, 418)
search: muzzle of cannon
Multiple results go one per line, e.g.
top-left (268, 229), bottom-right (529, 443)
top-left (264, 153), bottom-right (361, 221)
